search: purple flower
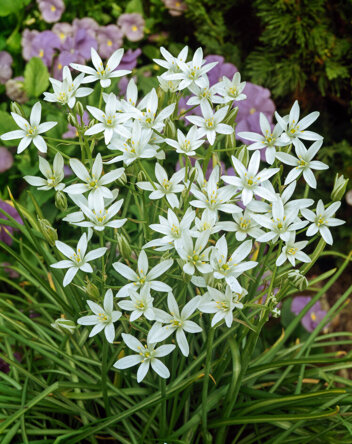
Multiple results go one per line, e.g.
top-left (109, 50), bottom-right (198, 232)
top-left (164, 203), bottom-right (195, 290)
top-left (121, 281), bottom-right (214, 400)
top-left (119, 48), bottom-right (141, 71)
top-left (58, 28), bottom-right (97, 67)
top-left (205, 55), bottom-right (238, 86)
top-left (96, 25), bottom-right (123, 59)
top-left (21, 29), bottom-right (40, 61)
top-left (52, 22), bottom-right (74, 45)
top-left (0, 51), bottom-right (13, 84)
top-left (63, 112), bottom-right (89, 139)
top-left (178, 96), bottom-right (202, 122)
top-left (291, 296), bottom-right (328, 332)
top-left (72, 17), bottom-right (99, 38)
top-left (38, 0), bottom-right (65, 23)
top-left (162, 0), bottom-right (187, 16)
top-left (30, 30), bottom-right (61, 67)
top-left (118, 13), bottom-right (145, 42)
top-left (0, 200), bottom-right (23, 246)
top-left (0, 147), bottom-right (13, 172)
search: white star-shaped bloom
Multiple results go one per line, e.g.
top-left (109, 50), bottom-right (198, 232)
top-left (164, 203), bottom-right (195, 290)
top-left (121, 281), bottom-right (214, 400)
top-left (276, 232), bottom-right (311, 267)
top-left (153, 46), bottom-right (189, 73)
top-left (1, 102), bottom-right (57, 153)
top-left (176, 232), bottom-right (212, 275)
top-left (71, 48), bottom-right (131, 88)
top-left (118, 286), bottom-right (156, 321)
top-left (215, 72), bottom-right (246, 103)
top-left (165, 126), bottom-right (204, 156)
top-left (24, 152), bottom-right (65, 191)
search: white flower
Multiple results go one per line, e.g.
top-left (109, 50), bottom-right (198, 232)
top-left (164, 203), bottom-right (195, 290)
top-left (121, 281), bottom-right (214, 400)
top-left (43, 66), bottom-right (93, 108)
top-left (154, 46), bottom-right (189, 73)
top-left (71, 48), bottom-right (131, 88)
top-left (253, 198), bottom-right (308, 243)
top-left (105, 120), bottom-right (156, 166)
top-left (275, 100), bottom-right (322, 148)
top-left (51, 233), bottom-right (107, 287)
top-left (165, 126), bottom-right (204, 156)
top-left (231, 209), bottom-right (264, 241)
top-left (210, 236), bottom-right (257, 284)
top-left (114, 331), bottom-right (175, 382)
top-left (237, 113), bottom-right (286, 164)
top-left (77, 289), bottom-right (122, 343)
top-left (186, 76), bottom-right (223, 106)
top-left (186, 102), bottom-right (233, 145)
top-left (24, 152), bottom-right (65, 191)
top-left (113, 249), bottom-right (173, 297)
top-left (165, 47), bottom-right (217, 90)
top-left (215, 72), bottom-right (246, 103)
top-left (85, 93), bottom-right (123, 144)
top-left (301, 200), bottom-right (345, 245)
top-left (118, 286), bottom-right (155, 321)
top-left (221, 151), bottom-right (279, 205)
top-left (69, 194), bottom-right (126, 232)
top-left (190, 164), bottom-right (240, 214)
top-left (1, 102), bottom-right (57, 154)
top-left (199, 285), bottom-right (244, 328)
top-left (64, 153), bottom-right (124, 200)
top-left (192, 208), bottom-right (236, 236)
top-left (176, 232), bottom-right (212, 275)
top-left (276, 232), bottom-right (311, 267)
top-left (144, 207), bottom-right (195, 251)
top-left (137, 163), bottom-right (185, 208)
top-left (157, 76), bottom-right (180, 93)
top-left (275, 140), bottom-right (328, 188)
top-left (150, 293), bottom-right (202, 357)
top-left (51, 317), bottom-right (76, 334)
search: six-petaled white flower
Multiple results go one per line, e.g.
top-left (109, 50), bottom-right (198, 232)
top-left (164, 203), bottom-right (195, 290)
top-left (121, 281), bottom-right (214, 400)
top-left (276, 232), bottom-right (311, 267)
top-left (24, 152), bottom-right (65, 191)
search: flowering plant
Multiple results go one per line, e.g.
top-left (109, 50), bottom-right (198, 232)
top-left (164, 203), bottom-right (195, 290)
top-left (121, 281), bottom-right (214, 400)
top-left (1, 45), bottom-right (351, 443)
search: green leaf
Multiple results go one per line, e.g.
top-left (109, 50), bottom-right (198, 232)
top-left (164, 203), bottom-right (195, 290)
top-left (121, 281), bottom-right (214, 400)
top-left (0, 110), bottom-right (18, 146)
top-left (24, 58), bottom-right (49, 98)
top-left (143, 45), bottom-right (160, 61)
top-left (125, 0), bottom-right (143, 15)
top-left (0, 0), bottom-right (24, 16)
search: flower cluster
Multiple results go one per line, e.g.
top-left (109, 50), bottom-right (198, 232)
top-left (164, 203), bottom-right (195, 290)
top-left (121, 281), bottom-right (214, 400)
top-left (2, 46), bottom-right (345, 384)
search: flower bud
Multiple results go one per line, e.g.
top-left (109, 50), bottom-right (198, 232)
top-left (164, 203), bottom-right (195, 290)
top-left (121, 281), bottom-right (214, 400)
top-left (10, 102), bottom-right (25, 117)
top-left (67, 113), bottom-right (77, 127)
top-left (116, 232), bottom-right (132, 260)
top-left (188, 167), bottom-right (198, 184)
top-left (272, 307), bottom-right (281, 318)
top-left (137, 170), bottom-right (147, 182)
top-left (223, 107), bottom-right (238, 126)
top-left (237, 145), bottom-right (249, 168)
top-left (6, 78), bottom-right (28, 104)
top-left (55, 191), bottom-right (67, 212)
top-left (38, 217), bottom-right (58, 246)
top-left (164, 119), bottom-right (176, 139)
top-left (74, 101), bottom-right (85, 120)
top-left (156, 86), bottom-right (166, 103)
top-left (225, 132), bottom-right (236, 150)
top-left (51, 317), bottom-right (76, 334)
top-left (288, 269), bottom-right (309, 291)
top-left (331, 174), bottom-right (349, 202)
top-left (85, 280), bottom-right (100, 301)
top-left (116, 172), bottom-right (127, 187)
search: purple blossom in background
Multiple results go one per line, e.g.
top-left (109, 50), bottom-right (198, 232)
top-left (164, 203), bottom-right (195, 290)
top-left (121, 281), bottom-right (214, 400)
top-left (0, 200), bottom-right (23, 246)
top-left (119, 48), bottom-right (141, 71)
top-left (291, 296), bottom-right (328, 332)
top-left (38, 0), bottom-right (65, 23)
top-left (22, 29), bottom-right (39, 61)
top-left (205, 55), bottom-right (237, 86)
top-left (178, 96), bottom-right (202, 122)
top-left (30, 31), bottom-right (61, 67)
top-left (52, 22), bottom-right (74, 45)
top-left (0, 51), bottom-right (13, 84)
top-left (58, 28), bottom-right (97, 67)
top-left (162, 0), bottom-right (187, 16)
top-left (73, 17), bottom-right (99, 38)
top-left (96, 25), bottom-right (123, 59)
top-left (0, 147), bottom-right (13, 172)
top-left (64, 165), bottom-right (73, 177)
top-left (63, 112), bottom-right (89, 139)
top-left (118, 13), bottom-right (145, 42)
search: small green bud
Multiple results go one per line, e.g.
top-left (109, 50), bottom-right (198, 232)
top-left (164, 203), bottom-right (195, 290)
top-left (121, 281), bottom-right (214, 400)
top-left (164, 119), bottom-right (176, 139)
top-left (85, 280), bottom-right (100, 300)
top-left (225, 132), bottom-right (236, 150)
top-left (137, 170), bottom-right (147, 183)
top-left (51, 317), bottom-right (76, 334)
top-left (188, 167), bottom-right (198, 184)
top-left (55, 191), bottom-right (68, 212)
top-left (288, 270), bottom-right (309, 291)
top-left (156, 86), bottom-right (166, 104)
top-left (116, 172), bottom-right (127, 187)
top-left (38, 217), bottom-right (58, 246)
top-left (331, 174), bottom-right (349, 202)
top-left (116, 232), bottom-right (132, 260)
top-left (237, 145), bottom-right (249, 168)
top-left (74, 101), bottom-right (85, 120)
top-left (10, 102), bottom-right (25, 117)
top-left (67, 113), bottom-right (77, 127)
top-left (223, 107), bottom-right (238, 126)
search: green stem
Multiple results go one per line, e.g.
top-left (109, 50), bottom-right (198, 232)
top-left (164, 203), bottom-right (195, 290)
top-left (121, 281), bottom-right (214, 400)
top-left (202, 326), bottom-right (215, 443)
top-left (102, 340), bottom-right (110, 416)
top-left (44, 136), bottom-right (81, 145)
top-left (160, 378), bottom-right (167, 438)
top-left (99, 232), bottom-right (106, 287)
top-left (138, 160), bottom-right (157, 190)
top-left (45, 143), bottom-right (71, 160)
